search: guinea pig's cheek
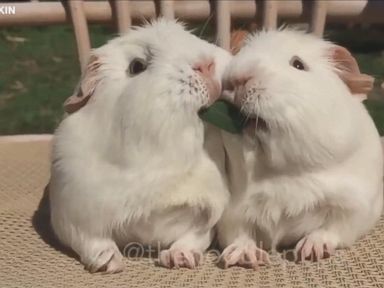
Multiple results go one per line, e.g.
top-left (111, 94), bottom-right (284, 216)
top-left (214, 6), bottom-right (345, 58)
top-left (233, 87), bottom-right (245, 107)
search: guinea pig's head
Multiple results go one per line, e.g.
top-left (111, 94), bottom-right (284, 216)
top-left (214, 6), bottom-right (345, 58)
top-left (64, 19), bottom-right (231, 136)
top-left (226, 29), bottom-right (374, 169)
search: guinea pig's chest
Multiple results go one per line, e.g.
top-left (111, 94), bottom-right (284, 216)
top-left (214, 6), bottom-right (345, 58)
top-left (244, 172), bottom-right (326, 228)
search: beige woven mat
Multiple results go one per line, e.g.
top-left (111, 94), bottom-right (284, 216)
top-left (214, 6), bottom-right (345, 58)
top-left (0, 140), bottom-right (383, 288)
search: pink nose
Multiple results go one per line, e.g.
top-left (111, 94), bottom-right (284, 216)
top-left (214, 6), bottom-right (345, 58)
top-left (193, 60), bottom-right (215, 77)
top-left (193, 60), bottom-right (220, 103)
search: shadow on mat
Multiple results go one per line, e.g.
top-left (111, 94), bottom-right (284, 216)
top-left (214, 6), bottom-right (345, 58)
top-left (32, 184), bottom-right (78, 261)
top-left (31, 185), bottom-right (161, 266)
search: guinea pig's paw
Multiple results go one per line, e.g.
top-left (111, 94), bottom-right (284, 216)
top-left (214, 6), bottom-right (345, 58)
top-left (159, 248), bottom-right (202, 269)
top-left (219, 242), bottom-right (270, 270)
top-left (85, 247), bottom-right (124, 274)
top-left (294, 231), bottom-right (336, 262)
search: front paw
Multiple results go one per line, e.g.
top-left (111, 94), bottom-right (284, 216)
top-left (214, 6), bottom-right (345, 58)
top-left (295, 231), bottom-right (336, 262)
top-left (220, 242), bottom-right (270, 269)
top-left (84, 247), bottom-right (124, 274)
top-left (159, 248), bottom-right (202, 269)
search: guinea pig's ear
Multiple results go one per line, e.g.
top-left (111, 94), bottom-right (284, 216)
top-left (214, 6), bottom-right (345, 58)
top-left (230, 30), bottom-right (249, 55)
top-left (330, 45), bottom-right (374, 98)
top-left (64, 54), bottom-right (102, 113)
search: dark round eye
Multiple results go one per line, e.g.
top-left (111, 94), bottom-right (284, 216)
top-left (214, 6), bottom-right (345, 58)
top-left (290, 56), bottom-right (307, 71)
top-left (128, 58), bottom-right (147, 76)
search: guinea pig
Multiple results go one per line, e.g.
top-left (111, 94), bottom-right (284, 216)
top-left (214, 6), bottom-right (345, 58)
top-left (49, 19), bottom-right (231, 273)
top-left (217, 29), bottom-right (382, 268)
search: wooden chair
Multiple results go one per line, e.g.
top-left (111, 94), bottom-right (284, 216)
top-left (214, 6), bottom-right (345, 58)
top-left (0, 1), bottom-right (384, 287)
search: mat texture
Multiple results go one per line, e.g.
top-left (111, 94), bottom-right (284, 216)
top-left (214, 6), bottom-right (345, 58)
top-left (0, 139), bottom-right (383, 288)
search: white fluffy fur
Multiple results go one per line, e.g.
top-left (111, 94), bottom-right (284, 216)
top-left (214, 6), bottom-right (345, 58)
top-left (49, 19), bottom-right (231, 273)
top-left (218, 30), bottom-right (383, 265)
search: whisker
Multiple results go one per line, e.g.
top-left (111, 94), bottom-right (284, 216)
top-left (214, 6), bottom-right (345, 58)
top-left (254, 98), bottom-right (260, 138)
top-left (215, 35), bottom-right (220, 46)
top-left (240, 101), bottom-right (252, 124)
top-left (239, 103), bottom-right (247, 115)
top-left (200, 14), bottom-right (213, 39)
top-left (241, 116), bottom-right (250, 125)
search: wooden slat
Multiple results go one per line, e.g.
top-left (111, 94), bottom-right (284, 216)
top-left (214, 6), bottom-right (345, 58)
top-left (230, 0), bottom-right (257, 18)
top-left (67, 0), bottom-right (91, 72)
top-left (215, 0), bottom-right (231, 50)
top-left (310, 1), bottom-right (328, 36)
top-left (111, 0), bottom-right (131, 33)
top-left (160, 0), bottom-right (175, 19)
top-left (173, 0), bottom-right (210, 20)
top-left (0, 1), bottom-right (381, 27)
top-left (263, 0), bottom-right (278, 29)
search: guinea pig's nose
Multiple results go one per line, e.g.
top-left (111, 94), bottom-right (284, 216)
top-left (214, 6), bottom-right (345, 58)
top-left (193, 60), bottom-right (215, 77)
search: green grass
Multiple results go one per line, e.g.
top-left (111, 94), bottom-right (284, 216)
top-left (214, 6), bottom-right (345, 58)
top-left (0, 25), bottom-right (114, 135)
top-left (0, 25), bottom-right (383, 135)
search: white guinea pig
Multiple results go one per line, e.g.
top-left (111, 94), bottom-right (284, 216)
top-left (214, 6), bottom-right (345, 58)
top-left (49, 19), bottom-right (231, 273)
top-left (218, 29), bottom-right (382, 268)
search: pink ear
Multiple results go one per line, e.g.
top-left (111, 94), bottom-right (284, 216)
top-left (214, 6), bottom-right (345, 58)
top-left (230, 30), bottom-right (249, 55)
top-left (330, 45), bottom-right (374, 98)
top-left (64, 54), bottom-right (102, 113)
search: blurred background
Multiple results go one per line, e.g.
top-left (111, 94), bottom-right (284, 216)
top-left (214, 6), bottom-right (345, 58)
top-left (0, 0), bottom-right (383, 135)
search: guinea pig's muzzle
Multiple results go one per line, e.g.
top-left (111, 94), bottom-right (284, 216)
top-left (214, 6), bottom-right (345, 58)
top-left (193, 60), bottom-right (221, 105)
top-left (225, 77), bottom-right (269, 132)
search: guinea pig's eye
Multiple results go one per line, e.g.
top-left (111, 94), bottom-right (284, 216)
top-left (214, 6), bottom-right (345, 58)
top-left (290, 56), bottom-right (308, 71)
top-left (128, 58), bottom-right (147, 76)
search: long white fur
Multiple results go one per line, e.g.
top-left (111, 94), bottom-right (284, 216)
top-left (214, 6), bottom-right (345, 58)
top-left (49, 19), bottom-right (231, 272)
top-left (218, 29), bottom-right (383, 264)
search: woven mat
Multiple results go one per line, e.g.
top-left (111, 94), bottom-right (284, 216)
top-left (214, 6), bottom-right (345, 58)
top-left (0, 140), bottom-right (383, 288)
